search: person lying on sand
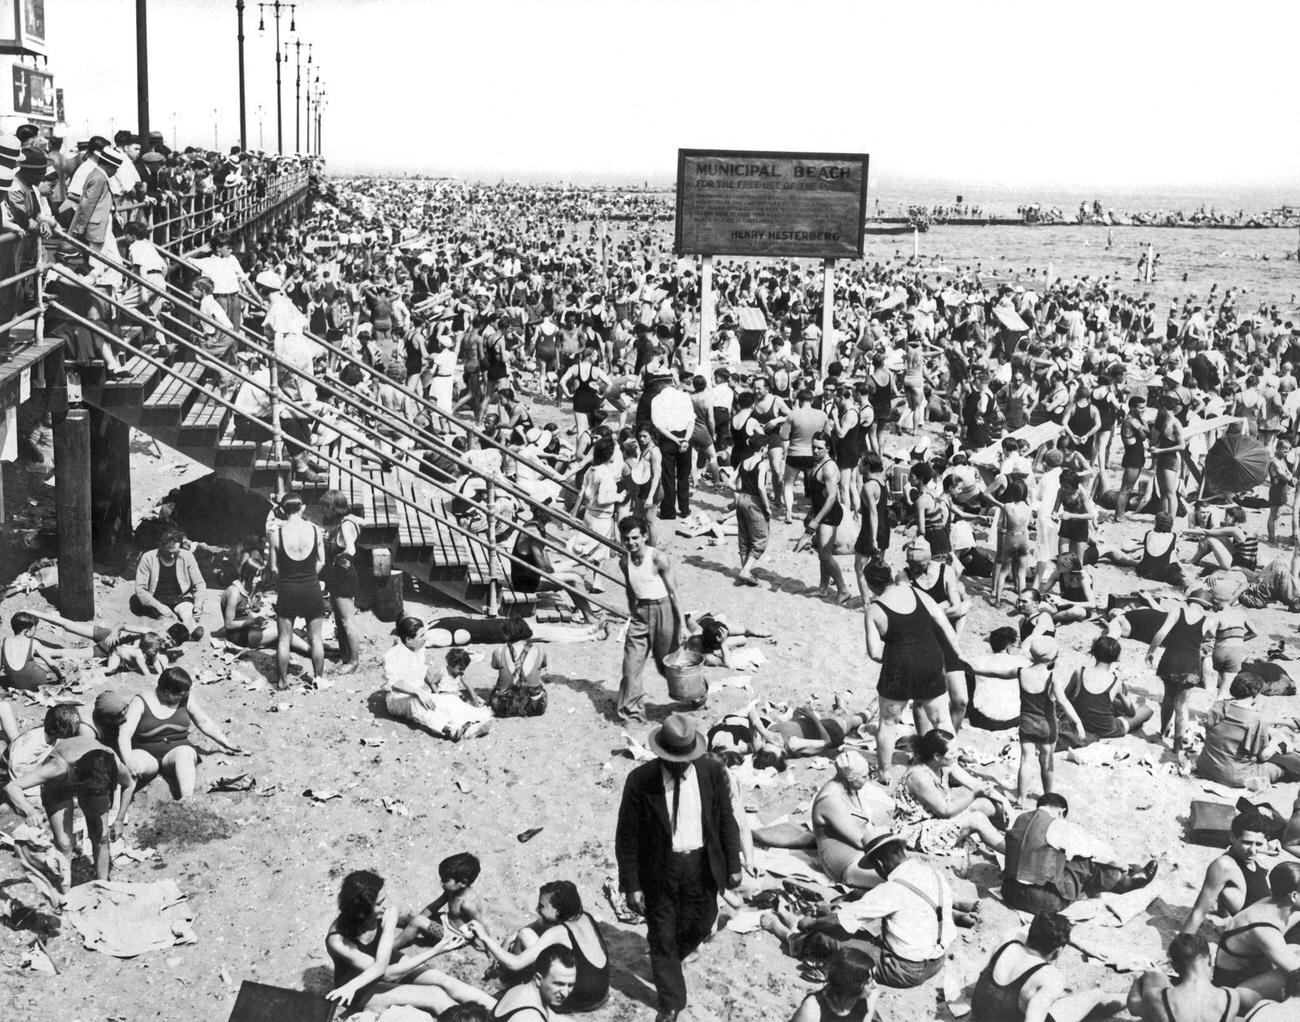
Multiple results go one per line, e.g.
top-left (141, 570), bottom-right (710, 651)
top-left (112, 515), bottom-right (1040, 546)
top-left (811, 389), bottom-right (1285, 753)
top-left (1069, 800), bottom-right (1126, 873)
top-left (23, 609), bottom-right (182, 677)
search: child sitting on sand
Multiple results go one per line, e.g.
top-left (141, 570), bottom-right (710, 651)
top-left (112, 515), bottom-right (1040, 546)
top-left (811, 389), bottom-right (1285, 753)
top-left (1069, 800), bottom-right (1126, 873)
top-left (402, 853), bottom-right (489, 945)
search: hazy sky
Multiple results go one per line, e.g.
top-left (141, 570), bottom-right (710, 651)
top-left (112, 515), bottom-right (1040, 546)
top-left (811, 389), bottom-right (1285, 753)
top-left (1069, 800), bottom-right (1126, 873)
top-left (46, 0), bottom-right (1300, 193)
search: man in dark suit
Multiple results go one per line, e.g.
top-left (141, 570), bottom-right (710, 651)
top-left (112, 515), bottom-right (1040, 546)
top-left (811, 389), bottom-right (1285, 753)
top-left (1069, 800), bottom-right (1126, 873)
top-left (615, 713), bottom-right (742, 1022)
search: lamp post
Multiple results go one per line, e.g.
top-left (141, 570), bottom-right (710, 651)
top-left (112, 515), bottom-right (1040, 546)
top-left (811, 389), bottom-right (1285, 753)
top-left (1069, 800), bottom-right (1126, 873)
top-left (305, 70), bottom-right (317, 154)
top-left (294, 40), bottom-right (310, 154)
top-left (258, 1), bottom-right (295, 155)
top-left (316, 89), bottom-right (325, 158)
top-left (236, 0), bottom-right (248, 150)
top-left (256, 104), bottom-right (265, 150)
top-left (136, 0), bottom-right (150, 147)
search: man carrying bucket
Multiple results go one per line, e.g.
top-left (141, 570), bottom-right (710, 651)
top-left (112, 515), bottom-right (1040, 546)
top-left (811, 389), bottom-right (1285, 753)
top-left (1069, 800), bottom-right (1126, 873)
top-left (615, 516), bottom-right (690, 724)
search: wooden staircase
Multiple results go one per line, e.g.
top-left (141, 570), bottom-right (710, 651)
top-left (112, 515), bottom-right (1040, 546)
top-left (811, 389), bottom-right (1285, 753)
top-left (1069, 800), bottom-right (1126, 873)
top-left (76, 354), bottom-right (576, 618)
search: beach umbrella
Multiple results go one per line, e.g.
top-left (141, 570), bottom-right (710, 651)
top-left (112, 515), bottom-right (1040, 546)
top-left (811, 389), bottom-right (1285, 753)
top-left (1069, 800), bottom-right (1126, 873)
top-left (1203, 434), bottom-right (1270, 495)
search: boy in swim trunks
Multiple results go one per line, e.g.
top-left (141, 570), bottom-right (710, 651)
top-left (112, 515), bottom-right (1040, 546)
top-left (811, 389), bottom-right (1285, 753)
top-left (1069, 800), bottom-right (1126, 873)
top-left (403, 852), bottom-right (489, 947)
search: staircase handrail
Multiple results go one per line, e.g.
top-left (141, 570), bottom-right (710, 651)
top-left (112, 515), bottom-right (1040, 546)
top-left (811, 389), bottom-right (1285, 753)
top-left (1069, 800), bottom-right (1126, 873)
top-left (47, 262), bottom-right (625, 592)
top-left (151, 241), bottom-right (584, 502)
top-left (47, 292), bottom-right (629, 621)
top-left (53, 228), bottom-right (621, 564)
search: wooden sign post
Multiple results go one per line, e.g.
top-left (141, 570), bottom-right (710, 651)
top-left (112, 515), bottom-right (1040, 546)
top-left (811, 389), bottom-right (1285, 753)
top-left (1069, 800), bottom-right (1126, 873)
top-left (820, 257), bottom-right (835, 376)
top-left (698, 253), bottom-right (714, 369)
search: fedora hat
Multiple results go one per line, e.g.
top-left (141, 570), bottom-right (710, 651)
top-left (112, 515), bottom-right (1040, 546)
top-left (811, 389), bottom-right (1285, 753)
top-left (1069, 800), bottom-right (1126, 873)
top-left (858, 827), bottom-right (905, 869)
top-left (647, 713), bottom-right (705, 763)
top-left (18, 147), bottom-right (47, 172)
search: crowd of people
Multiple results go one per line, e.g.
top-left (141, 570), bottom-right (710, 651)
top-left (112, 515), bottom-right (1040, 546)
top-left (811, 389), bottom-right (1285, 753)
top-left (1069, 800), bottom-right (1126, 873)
top-left (4, 160), bottom-right (1300, 1022)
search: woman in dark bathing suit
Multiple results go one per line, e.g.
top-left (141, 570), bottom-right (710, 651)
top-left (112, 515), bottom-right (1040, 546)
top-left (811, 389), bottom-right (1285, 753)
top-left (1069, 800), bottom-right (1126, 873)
top-left (326, 870), bottom-right (494, 1015)
top-left (469, 880), bottom-right (610, 1013)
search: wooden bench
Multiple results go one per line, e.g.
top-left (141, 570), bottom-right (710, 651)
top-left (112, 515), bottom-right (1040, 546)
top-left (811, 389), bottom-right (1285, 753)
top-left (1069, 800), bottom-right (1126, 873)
top-left (140, 361), bottom-right (205, 428)
top-left (427, 512), bottom-right (470, 579)
top-left (463, 531), bottom-right (537, 614)
top-left (215, 417), bottom-right (257, 469)
top-left (179, 393), bottom-right (229, 448)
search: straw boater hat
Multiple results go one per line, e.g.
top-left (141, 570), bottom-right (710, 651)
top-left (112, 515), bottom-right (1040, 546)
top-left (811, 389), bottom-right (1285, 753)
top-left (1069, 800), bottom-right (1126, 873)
top-left (648, 713), bottom-right (706, 763)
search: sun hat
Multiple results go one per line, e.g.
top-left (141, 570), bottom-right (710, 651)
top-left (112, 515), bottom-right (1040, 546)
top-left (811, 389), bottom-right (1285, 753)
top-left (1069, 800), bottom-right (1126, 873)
top-left (0, 135), bottom-right (22, 169)
top-left (858, 827), bottom-right (906, 869)
top-left (254, 269), bottom-right (283, 291)
top-left (647, 713), bottom-right (706, 763)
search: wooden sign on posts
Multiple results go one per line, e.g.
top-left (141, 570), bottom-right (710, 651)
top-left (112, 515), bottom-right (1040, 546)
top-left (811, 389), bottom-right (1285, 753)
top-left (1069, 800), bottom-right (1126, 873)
top-left (673, 149), bottom-right (870, 372)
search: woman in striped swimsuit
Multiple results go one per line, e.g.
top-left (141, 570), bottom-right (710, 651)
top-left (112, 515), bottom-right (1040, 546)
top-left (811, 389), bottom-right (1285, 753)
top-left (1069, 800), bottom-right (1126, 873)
top-left (118, 667), bottom-right (244, 800)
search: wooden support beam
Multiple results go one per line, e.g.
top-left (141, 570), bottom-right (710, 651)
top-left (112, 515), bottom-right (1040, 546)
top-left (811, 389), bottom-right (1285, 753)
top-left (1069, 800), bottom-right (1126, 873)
top-left (54, 408), bottom-right (95, 620)
top-left (90, 407), bottom-right (134, 568)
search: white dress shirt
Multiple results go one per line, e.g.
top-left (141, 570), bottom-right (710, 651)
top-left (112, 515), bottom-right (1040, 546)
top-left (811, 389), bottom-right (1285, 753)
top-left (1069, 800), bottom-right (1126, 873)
top-left (835, 859), bottom-right (954, 962)
top-left (661, 764), bottom-right (703, 852)
top-left (650, 387), bottom-right (694, 440)
top-left (194, 254), bottom-right (248, 295)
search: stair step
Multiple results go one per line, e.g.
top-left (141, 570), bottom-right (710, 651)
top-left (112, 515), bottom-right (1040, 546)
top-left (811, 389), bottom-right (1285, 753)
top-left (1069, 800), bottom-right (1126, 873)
top-left (140, 361), bottom-right (206, 428)
top-left (99, 355), bottom-right (158, 408)
top-left (179, 393), bottom-right (229, 448)
top-left (216, 418), bottom-right (257, 468)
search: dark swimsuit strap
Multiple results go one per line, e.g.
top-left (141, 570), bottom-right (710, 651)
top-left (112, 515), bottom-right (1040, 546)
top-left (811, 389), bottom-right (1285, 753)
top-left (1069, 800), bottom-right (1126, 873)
top-left (1220, 920), bottom-right (1282, 959)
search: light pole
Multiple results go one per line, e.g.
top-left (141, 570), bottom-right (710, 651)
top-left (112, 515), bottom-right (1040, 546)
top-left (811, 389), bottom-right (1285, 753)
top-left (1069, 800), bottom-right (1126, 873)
top-left (212, 108), bottom-right (218, 150)
top-left (236, 0), bottom-right (248, 150)
top-left (294, 40), bottom-right (310, 154)
top-left (258, 1), bottom-right (295, 155)
top-left (316, 89), bottom-right (325, 158)
top-left (136, 0), bottom-right (150, 148)
top-left (256, 104), bottom-right (265, 150)
top-left (304, 73), bottom-right (312, 154)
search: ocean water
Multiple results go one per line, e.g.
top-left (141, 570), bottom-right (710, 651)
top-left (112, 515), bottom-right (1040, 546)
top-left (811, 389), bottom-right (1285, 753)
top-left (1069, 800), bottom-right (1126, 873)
top-left (601, 215), bottom-right (1300, 315)
top-left (865, 224), bottom-right (1300, 314)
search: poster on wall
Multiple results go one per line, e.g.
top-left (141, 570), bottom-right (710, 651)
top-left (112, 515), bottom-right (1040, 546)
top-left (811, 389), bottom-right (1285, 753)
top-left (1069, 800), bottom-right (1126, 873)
top-left (0, 1), bottom-right (45, 53)
top-left (21, 0), bottom-right (44, 49)
top-left (0, 2), bottom-right (17, 50)
top-left (12, 63), bottom-right (55, 119)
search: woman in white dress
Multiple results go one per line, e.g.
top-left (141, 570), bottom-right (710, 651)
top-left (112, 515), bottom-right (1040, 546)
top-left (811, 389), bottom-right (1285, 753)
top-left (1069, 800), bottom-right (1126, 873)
top-left (381, 617), bottom-right (492, 741)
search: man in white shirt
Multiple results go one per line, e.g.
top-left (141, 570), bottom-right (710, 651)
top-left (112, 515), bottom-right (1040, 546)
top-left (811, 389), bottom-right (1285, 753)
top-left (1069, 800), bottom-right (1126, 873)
top-left (194, 233), bottom-right (254, 333)
top-left (764, 831), bottom-right (965, 988)
top-left (649, 379), bottom-right (696, 521)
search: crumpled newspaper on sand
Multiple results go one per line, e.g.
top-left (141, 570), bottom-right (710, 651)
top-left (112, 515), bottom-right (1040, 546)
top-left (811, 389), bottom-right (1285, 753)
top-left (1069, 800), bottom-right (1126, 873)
top-left (64, 879), bottom-right (196, 958)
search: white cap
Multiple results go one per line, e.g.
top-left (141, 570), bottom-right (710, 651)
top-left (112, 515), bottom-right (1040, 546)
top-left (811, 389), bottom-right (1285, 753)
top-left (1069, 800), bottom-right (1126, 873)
top-left (255, 269), bottom-right (283, 291)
